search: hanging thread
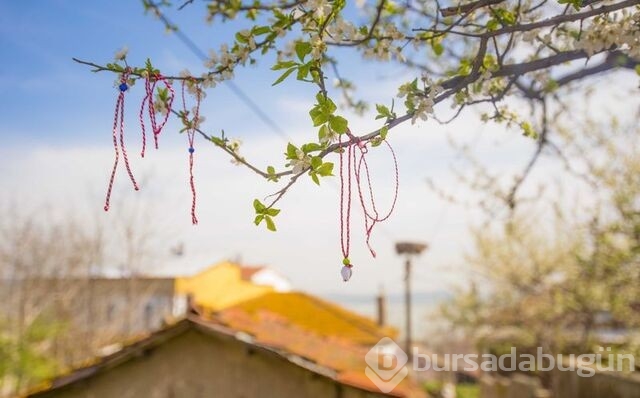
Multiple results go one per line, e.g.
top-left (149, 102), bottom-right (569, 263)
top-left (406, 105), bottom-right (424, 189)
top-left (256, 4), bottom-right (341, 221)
top-left (104, 69), bottom-right (139, 212)
top-left (339, 133), bottom-right (354, 281)
top-left (353, 135), bottom-right (399, 258)
top-left (181, 80), bottom-right (201, 225)
top-left (140, 72), bottom-right (175, 157)
top-left (338, 129), bottom-right (399, 281)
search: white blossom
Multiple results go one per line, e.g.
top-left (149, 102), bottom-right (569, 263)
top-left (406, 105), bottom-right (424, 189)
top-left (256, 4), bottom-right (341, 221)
top-left (288, 149), bottom-right (311, 174)
top-left (114, 46), bottom-right (128, 61)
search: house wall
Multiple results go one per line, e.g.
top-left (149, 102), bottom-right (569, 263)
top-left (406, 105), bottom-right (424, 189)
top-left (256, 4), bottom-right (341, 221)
top-left (479, 369), bottom-right (640, 398)
top-left (33, 328), bottom-right (388, 398)
top-left (550, 366), bottom-right (640, 398)
top-left (479, 374), bottom-right (550, 398)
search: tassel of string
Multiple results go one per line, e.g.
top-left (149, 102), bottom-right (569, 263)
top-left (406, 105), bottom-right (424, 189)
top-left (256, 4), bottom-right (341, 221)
top-left (104, 70), bottom-right (138, 212)
top-left (339, 134), bottom-right (355, 281)
top-left (182, 80), bottom-right (200, 225)
top-left (139, 77), bottom-right (150, 157)
top-left (339, 134), bottom-right (353, 261)
top-left (353, 139), bottom-right (399, 258)
top-left (188, 132), bottom-right (197, 225)
top-left (139, 73), bottom-right (174, 157)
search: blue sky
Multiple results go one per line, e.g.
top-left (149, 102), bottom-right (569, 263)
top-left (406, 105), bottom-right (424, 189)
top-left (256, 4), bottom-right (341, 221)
top-left (0, 1), bottom-right (596, 336)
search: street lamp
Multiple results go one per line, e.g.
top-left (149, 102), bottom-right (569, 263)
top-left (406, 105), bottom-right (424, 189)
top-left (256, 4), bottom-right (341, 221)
top-left (395, 241), bottom-right (428, 357)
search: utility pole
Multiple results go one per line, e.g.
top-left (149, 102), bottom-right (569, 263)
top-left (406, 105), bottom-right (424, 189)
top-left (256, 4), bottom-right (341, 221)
top-left (376, 285), bottom-right (387, 327)
top-left (395, 242), bottom-right (428, 358)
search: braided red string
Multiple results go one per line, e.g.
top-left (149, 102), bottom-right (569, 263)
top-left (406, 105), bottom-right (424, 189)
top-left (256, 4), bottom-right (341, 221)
top-left (139, 78), bottom-right (150, 157)
top-left (140, 73), bottom-right (175, 157)
top-left (181, 80), bottom-right (200, 225)
top-left (339, 134), bottom-right (353, 260)
top-left (339, 130), bottom-right (399, 264)
top-left (188, 139), bottom-right (198, 225)
top-left (104, 93), bottom-right (122, 212)
top-left (104, 70), bottom-right (138, 212)
top-left (354, 140), bottom-right (399, 257)
top-left (150, 74), bottom-right (174, 149)
top-left (120, 91), bottom-right (139, 192)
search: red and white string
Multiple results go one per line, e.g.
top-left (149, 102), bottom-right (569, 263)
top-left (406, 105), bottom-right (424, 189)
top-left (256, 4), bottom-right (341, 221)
top-left (104, 69), bottom-right (139, 212)
top-left (181, 80), bottom-right (200, 225)
top-left (339, 130), bottom-right (399, 280)
top-left (140, 73), bottom-right (175, 157)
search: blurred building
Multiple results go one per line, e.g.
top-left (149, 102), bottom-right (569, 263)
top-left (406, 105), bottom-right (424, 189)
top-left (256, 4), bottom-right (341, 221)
top-left (11, 262), bottom-right (427, 397)
top-left (177, 262), bottom-right (398, 344)
top-left (27, 314), bottom-right (423, 398)
top-left (175, 261), bottom-right (292, 311)
top-left (0, 277), bottom-right (179, 365)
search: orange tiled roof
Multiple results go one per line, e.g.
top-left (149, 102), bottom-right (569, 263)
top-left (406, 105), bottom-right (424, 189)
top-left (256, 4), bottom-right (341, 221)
top-left (212, 308), bottom-right (424, 397)
top-left (224, 291), bottom-right (398, 345)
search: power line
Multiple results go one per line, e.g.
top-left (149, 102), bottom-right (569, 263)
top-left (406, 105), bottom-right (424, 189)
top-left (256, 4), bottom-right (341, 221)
top-left (150, 3), bottom-right (292, 142)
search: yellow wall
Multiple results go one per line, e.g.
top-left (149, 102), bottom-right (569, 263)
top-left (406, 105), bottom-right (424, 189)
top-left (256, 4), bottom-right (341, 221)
top-left (175, 262), bottom-right (273, 311)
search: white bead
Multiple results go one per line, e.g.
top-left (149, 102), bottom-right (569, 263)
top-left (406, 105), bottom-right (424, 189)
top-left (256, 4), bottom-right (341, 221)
top-left (341, 265), bottom-right (352, 282)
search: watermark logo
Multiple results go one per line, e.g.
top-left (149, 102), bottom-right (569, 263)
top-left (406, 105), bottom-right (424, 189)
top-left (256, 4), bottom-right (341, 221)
top-left (365, 338), bottom-right (636, 393)
top-left (365, 337), bottom-right (409, 393)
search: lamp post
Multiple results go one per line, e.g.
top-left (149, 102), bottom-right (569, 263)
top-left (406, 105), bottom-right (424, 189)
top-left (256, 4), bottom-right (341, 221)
top-left (395, 241), bottom-right (428, 357)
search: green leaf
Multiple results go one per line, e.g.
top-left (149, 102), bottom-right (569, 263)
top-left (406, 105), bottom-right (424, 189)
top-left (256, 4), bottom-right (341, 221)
top-left (310, 156), bottom-right (322, 170)
top-left (486, 18), bottom-right (499, 31)
top-left (301, 143), bottom-right (322, 153)
top-left (316, 93), bottom-right (337, 114)
top-left (557, 0), bottom-right (581, 10)
top-left (431, 41), bottom-right (444, 56)
top-left (286, 143), bottom-right (299, 159)
top-left (235, 31), bottom-right (249, 43)
top-left (310, 107), bottom-right (329, 126)
top-left (310, 171), bottom-right (320, 185)
top-left (318, 124), bottom-right (329, 141)
top-left (329, 115), bottom-right (348, 134)
top-left (252, 26), bottom-right (271, 36)
top-left (271, 60), bottom-right (298, 71)
top-left (297, 63), bottom-right (311, 81)
top-left (375, 104), bottom-right (392, 120)
top-left (494, 8), bottom-right (516, 25)
top-left (295, 41), bottom-right (312, 62)
top-left (266, 208), bottom-right (281, 217)
top-left (157, 87), bottom-right (168, 101)
top-left (254, 215), bottom-right (264, 225)
top-left (265, 216), bottom-right (276, 231)
top-left (316, 162), bottom-right (334, 176)
top-left (520, 121), bottom-right (538, 139)
top-left (272, 67), bottom-right (297, 86)
top-left (253, 199), bottom-right (266, 213)
top-left (266, 165), bottom-right (279, 182)
top-left (380, 125), bottom-right (389, 140)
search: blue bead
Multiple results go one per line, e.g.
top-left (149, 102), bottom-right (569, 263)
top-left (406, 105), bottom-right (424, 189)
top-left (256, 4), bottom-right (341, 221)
top-left (188, 147), bottom-right (195, 154)
top-left (119, 83), bottom-right (128, 92)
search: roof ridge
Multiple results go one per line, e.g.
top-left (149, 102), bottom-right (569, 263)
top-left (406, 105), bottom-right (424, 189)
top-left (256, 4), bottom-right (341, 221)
top-left (294, 292), bottom-right (386, 338)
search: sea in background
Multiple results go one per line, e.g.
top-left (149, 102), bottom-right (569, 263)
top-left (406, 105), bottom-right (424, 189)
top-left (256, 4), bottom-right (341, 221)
top-left (325, 290), bottom-right (452, 344)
